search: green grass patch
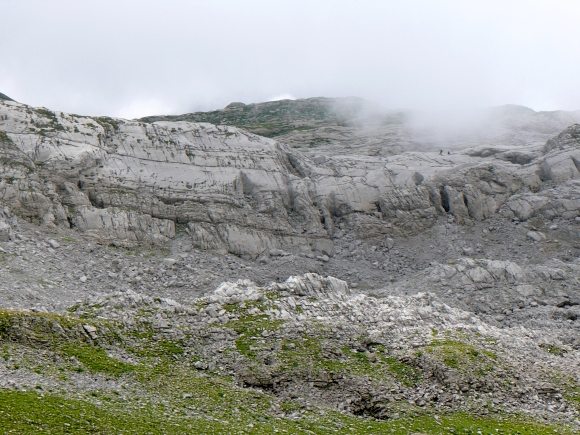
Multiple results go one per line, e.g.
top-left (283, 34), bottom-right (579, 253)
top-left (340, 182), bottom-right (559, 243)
top-left (310, 410), bottom-right (575, 434)
top-left (33, 108), bottom-right (65, 132)
top-left (0, 309), bottom-right (135, 377)
top-left (427, 339), bottom-right (497, 371)
top-left (94, 116), bottom-right (121, 132)
top-left (384, 356), bottom-right (422, 387)
top-left (157, 339), bottom-right (184, 356)
top-left (539, 343), bottom-right (567, 356)
top-left (60, 235), bottom-right (77, 243)
top-left (224, 314), bottom-right (283, 359)
top-left (567, 389), bottom-right (580, 409)
top-left (129, 337), bottom-right (185, 358)
top-left (60, 343), bottom-right (136, 377)
top-left (0, 389), bottom-right (229, 434)
top-left (0, 129), bottom-right (13, 143)
top-left (0, 307), bottom-right (573, 434)
top-left (0, 309), bottom-right (88, 343)
top-left (222, 298), bottom-right (268, 314)
top-left (277, 336), bottom-right (422, 387)
top-left (0, 388), bottom-right (573, 434)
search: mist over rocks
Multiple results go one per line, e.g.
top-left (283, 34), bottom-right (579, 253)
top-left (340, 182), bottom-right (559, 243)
top-left (142, 98), bottom-right (580, 157)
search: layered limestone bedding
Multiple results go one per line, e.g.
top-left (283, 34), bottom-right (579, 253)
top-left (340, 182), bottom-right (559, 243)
top-left (0, 100), bottom-right (578, 259)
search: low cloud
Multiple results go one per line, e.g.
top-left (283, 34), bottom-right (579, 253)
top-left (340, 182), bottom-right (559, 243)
top-left (115, 99), bottom-right (176, 120)
top-left (266, 94), bottom-right (297, 102)
top-left (1, 0), bottom-right (579, 116)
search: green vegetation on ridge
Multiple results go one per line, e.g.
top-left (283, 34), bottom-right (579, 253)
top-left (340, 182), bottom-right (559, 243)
top-left (140, 97), bottom-right (378, 138)
top-left (0, 91), bottom-right (13, 101)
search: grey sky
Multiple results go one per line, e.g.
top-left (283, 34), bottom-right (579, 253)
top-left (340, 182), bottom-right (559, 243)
top-left (1, 0), bottom-right (579, 118)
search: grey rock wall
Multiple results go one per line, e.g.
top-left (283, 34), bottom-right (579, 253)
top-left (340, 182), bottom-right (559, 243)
top-left (0, 100), bottom-right (578, 258)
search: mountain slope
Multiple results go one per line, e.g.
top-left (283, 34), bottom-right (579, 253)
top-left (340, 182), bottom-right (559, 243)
top-left (141, 97), bottom-right (379, 137)
top-left (141, 98), bottom-right (580, 157)
top-left (0, 96), bottom-right (579, 432)
top-left (0, 274), bottom-right (577, 433)
top-left (0, 92), bottom-right (13, 101)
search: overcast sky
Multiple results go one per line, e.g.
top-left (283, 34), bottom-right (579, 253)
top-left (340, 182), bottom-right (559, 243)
top-left (1, 0), bottom-right (579, 118)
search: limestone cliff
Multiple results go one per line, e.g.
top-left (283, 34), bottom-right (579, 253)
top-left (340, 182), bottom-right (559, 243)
top-left (0, 99), bottom-right (578, 258)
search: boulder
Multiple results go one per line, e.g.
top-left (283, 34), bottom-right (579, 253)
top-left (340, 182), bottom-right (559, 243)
top-left (527, 231), bottom-right (546, 242)
top-left (0, 220), bottom-right (11, 242)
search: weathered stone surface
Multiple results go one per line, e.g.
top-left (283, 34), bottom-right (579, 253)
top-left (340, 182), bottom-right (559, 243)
top-left (0, 100), bottom-right (578, 257)
top-left (47, 239), bottom-right (60, 249)
top-left (389, 256), bottom-right (580, 337)
top-left (71, 206), bottom-right (175, 243)
top-left (0, 96), bottom-right (578, 431)
top-left (504, 181), bottom-right (580, 221)
top-left (527, 230), bottom-right (546, 242)
top-left (540, 124), bottom-right (580, 183)
top-left (0, 220), bottom-right (11, 242)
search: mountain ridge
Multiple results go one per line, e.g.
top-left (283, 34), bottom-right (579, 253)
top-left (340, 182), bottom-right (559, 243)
top-left (140, 97), bottom-right (580, 157)
top-left (0, 92), bottom-right (13, 101)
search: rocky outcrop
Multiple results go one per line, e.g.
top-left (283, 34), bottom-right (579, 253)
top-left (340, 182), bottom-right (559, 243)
top-left (0, 100), bottom-right (578, 258)
top-left (503, 180), bottom-right (580, 221)
top-left (389, 256), bottom-right (580, 344)
top-left (0, 101), bottom-right (329, 254)
top-left (0, 209), bottom-right (12, 241)
top-left (540, 124), bottom-right (580, 182)
top-left (65, 273), bottom-right (579, 424)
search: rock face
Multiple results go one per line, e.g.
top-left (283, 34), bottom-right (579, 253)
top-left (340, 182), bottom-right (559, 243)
top-left (0, 102), bottom-right (331, 255)
top-left (0, 99), bottom-right (579, 258)
top-left (540, 124), bottom-right (580, 182)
